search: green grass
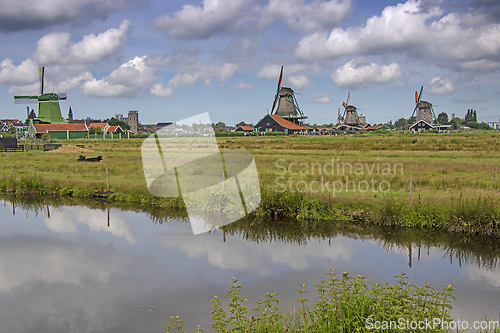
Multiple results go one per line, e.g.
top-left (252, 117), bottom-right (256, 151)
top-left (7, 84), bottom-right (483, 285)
top-left (0, 132), bottom-right (499, 236)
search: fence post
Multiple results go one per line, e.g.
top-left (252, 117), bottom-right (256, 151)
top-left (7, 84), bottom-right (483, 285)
top-left (495, 167), bottom-right (497, 188)
top-left (106, 167), bottom-right (109, 190)
top-left (409, 177), bottom-right (413, 199)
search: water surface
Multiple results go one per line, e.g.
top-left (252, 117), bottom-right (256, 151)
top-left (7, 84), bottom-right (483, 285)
top-left (0, 200), bottom-right (499, 332)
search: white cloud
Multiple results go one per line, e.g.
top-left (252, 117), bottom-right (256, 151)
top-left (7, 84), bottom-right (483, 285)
top-left (0, 58), bottom-right (38, 85)
top-left (35, 20), bottom-right (132, 65)
top-left (150, 83), bottom-right (174, 97)
top-left (0, 0), bottom-right (142, 32)
top-left (289, 75), bottom-right (314, 89)
top-left (427, 77), bottom-right (456, 95)
top-left (312, 93), bottom-right (331, 103)
top-left (452, 95), bottom-right (487, 103)
top-left (80, 56), bottom-right (239, 98)
top-left (232, 81), bottom-right (253, 89)
top-left (331, 58), bottom-right (404, 89)
top-left (295, 0), bottom-right (500, 72)
top-left (166, 62), bottom-right (239, 88)
top-left (81, 56), bottom-right (157, 98)
top-left (256, 64), bottom-right (309, 80)
top-left (154, 0), bottom-right (252, 39)
top-left (154, 0), bottom-right (352, 39)
top-left (260, 0), bottom-right (351, 33)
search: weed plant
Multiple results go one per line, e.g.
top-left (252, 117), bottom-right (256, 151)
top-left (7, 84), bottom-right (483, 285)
top-left (163, 270), bottom-right (471, 333)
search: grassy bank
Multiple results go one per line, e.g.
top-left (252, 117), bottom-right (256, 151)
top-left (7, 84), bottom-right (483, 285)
top-left (163, 269), bottom-right (479, 333)
top-left (0, 131), bottom-right (499, 237)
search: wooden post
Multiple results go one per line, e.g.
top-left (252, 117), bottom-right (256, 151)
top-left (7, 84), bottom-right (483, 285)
top-left (409, 177), bottom-right (413, 199)
top-left (495, 167), bottom-right (497, 188)
top-left (106, 167), bottom-right (109, 190)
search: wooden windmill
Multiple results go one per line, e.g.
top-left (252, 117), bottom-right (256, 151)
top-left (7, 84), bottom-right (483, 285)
top-left (270, 66), bottom-right (307, 124)
top-left (411, 86), bottom-right (437, 124)
top-left (14, 67), bottom-right (68, 124)
top-left (339, 92), bottom-right (362, 125)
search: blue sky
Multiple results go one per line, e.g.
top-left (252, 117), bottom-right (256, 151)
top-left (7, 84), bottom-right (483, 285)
top-left (1, 0), bottom-right (499, 126)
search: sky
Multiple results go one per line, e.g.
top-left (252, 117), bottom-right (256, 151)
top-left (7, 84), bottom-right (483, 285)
top-left (0, 0), bottom-right (499, 126)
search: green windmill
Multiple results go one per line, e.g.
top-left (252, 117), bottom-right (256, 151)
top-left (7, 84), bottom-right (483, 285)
top-left (14, 67), bottom-right (68, 124)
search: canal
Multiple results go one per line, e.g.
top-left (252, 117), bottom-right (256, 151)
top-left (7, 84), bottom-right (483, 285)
top-left (0, 200), bottom-right (499, 332)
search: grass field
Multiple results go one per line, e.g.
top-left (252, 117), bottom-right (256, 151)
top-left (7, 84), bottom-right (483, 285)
top-left (1, 131), bottom-right (499, 236)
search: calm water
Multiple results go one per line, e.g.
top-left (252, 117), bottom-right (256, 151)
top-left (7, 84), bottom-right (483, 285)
top-left (0, 200), bottom-right (499, 332)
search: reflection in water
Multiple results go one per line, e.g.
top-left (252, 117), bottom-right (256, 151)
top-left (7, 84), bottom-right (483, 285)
top-left (0, 196), bottom-right (499, 332)
top-left (3, 196), bottom-right (500, 270)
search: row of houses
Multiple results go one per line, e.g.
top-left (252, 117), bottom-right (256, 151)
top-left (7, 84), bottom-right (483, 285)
top-left (0, 120), bottom-right (126, 139)
top-left (232, 114), bottom-right (390, 135)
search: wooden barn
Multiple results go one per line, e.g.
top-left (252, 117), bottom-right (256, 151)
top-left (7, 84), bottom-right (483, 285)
top-left (255, 114), bottom-right (311, 135)
top-left (28, 122), bottom-right (88, 139)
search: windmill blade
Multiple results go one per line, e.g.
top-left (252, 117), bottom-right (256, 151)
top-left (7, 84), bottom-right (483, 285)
top-left (56, 92), bottom-right (67, 100)
top-left (410, 105), bottom-right (418, 119)
top-left (415, 91), bottom-right (419, 104)
top-left (277, 65), bottom-right (283, 90)
top-left (14, 96), bottom-right (39, 104)
top-left (271, 92), bottom-right (279, 114)
top-left (346, 92), bottom-right (350, 108)
top-left (38, 67), bottom-right (44, 95)
top-left (417, 86), bottom-right (423, 104)
top-left (270, 65), bottom-right (283, 113)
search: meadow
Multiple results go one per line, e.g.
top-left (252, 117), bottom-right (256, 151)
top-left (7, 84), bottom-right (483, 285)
top-left (0, 130), bottom-right (499, 237)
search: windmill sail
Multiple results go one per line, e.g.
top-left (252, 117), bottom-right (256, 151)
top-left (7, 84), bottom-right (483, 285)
top-left (14, 95), bottom-right (39, 104)
top-left (12, 66), bottom-right (68, 124)
top-left (271, 66), bottom-right (283, 114)
top-left (39, 67), bottom-right (44, 95)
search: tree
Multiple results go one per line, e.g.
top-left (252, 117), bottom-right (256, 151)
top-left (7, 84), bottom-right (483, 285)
top-left (235, 121), bottom-right (249, 128)
top-left (394, 118), bottom-right (408, 129)
top-left (106, 117), bottom-right (130, 131)
top-left (464, 109), bottom-right (478, 123)
top-left (41, 133), bottom-right (51, 141)
top-left (89, 127), bottom-right (103, 134)
top-left (451, 117), bottom-right (463, 130)
top-left (437, 112), bottom-right (449, 124)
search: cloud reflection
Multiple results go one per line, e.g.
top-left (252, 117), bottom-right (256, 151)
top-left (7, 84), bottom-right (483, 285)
top-left (159, 227), bottom-right (351, 275)
top-left (43, 206), bottom-right (136, 244)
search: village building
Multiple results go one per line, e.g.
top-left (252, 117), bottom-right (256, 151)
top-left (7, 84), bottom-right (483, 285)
top-left (409, 120), bottom-right (434, 131)
top-left (254, 114), bottom-right (311, 135)
top-left (27, 122), bottom-right (88, 139)
top-left (88, 122), bottom-right (110, 133)
top-left (235, 125), bottom-right (254, 133)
